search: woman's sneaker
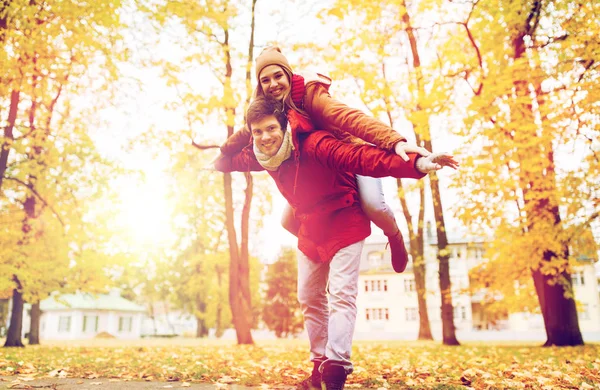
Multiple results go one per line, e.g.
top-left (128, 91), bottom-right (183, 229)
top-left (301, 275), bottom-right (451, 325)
top-left (386, 230), bottom-right (409, 273)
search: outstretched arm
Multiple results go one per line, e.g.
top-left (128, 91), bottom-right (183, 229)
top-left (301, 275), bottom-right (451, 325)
top-left (304, 84), bottom-right (405, 151)
top-left (305, 132), bottom-right (456, 179)
top-left (219, 125), bottom-right (252, 156)
top-left (304, 83), bottom-right (432, 161)
top-left (213, 146), bottom-right (264, 173)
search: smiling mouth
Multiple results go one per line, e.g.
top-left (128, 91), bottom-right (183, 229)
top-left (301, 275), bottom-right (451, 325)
top-left (271, 89), bottom-right (282, 95)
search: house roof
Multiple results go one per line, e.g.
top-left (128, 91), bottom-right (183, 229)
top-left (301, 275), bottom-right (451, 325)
top-left (41, 293), bottom-right (146, 313)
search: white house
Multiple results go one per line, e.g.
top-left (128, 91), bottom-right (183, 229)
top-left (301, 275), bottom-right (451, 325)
top-left (354, 233), bottom-right (599, 340)
top-left (23, 292), bottom-right (147, 340)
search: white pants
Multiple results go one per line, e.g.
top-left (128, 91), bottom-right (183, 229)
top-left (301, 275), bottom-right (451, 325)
top-left (356, 175), bottom-right (397, 235)
top-left (297, 240), bottom-right (365, 375)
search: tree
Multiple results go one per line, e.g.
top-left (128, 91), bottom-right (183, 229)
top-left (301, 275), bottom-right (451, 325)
top-left (143, 0), bottom-right (259, 344)
top-left (451, 0), bottom-right (599, 346)
top-left (262, 248), bottom-right (303, 338)
top-left (320, 0), bottom-right (457, 343)
top-left (1, 0), bottom-right (126, 347)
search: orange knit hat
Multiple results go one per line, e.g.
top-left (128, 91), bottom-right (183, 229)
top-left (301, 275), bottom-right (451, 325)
top-left (255, 46), bottom-right (293, 80)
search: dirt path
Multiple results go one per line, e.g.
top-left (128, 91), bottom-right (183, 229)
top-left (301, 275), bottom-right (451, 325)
top-left (0, 377), bottom-right (289, 390)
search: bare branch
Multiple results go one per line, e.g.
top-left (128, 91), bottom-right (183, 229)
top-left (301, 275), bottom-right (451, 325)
top-left (191, 141), bottom-right (220, 150)
top-left (535, 34), bottom-right (568, 49)
top-left (6, 177), bottom-right (65, 227)
top-left (576, 59), bottom-right (595, 83)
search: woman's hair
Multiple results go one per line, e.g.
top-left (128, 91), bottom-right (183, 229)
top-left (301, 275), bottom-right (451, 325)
top-left (246, 96), bottom-right (288, 131)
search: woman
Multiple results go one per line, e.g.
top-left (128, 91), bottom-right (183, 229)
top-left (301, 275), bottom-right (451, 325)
top-left (220, 46), bottom-right (431, 273)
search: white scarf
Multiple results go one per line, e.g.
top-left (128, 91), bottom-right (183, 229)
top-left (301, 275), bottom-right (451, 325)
top-left (254, 128), bottom-right (294, 171)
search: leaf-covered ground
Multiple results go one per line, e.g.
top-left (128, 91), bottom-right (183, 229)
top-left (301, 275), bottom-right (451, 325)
top-left (0, 339), bottom-right (599, 389)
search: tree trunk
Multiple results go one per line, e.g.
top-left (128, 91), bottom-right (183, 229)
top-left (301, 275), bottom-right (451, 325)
top-left (428, 171), bottom-right (460, 345)
top-left (215, 264), bottom-right (224, 338)
top-left (0, 89), bottom-right (20, 193)
top-left (195, 316), bottom-right (208, 338)
top-left (398, 179), bottom-right (433, 340)
top-left (4, 288), bottom-right (24, 347)
top-left (224, 171), bottom-right (254, 344)
top-left (28, 302), bottom-right (41, 345)
top-left (532, 267), bottom-right (583, 346)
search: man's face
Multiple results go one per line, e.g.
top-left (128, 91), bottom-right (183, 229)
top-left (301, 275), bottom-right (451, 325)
top-left (259, 65), bottom-right (291, 101)
top-left (250, 115), bottom-right (285, 157)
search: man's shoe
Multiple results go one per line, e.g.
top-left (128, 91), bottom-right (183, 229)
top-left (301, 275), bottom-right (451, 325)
top-left (386, 230), bottom-right (409, 273)
top-left (321, 365), bottom-right (347, 390)
top-left (298, 361), bottom-right (322, 390)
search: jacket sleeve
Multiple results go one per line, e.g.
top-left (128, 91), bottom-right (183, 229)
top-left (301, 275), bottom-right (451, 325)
top-left (213, 146), bottom-right (264, 173)
top-left (220, 125), bottom-right (252, 156)
top-left (303, 83), bottom-right (406, 151)
top-left (306, 132), bottom-right (426, 180)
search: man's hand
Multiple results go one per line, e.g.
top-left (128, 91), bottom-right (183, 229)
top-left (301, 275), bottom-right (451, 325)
top-left (416, 152), bottom-right (459, 173)
top-left (394, 141), bottom-right (431, 161)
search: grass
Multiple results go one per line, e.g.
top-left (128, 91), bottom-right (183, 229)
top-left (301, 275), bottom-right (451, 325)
top-left (0, 338), bottom-right (599, 388)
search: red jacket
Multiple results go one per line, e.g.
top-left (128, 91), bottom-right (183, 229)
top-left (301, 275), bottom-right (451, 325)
top-left (215, 113), bottom-right (426, 263)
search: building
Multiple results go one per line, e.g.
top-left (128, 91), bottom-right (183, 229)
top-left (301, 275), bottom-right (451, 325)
top-left (354, 234), bottom-right (600, 340)
top-left (141, 301), bottom-right (197, 337)
top-left (21, 292), bottom-right (147, 340)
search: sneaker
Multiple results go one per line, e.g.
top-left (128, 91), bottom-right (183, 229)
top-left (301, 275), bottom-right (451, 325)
top-left (386, 230), bottom-right (409, 273)
top-left (321, 365), bottom-right (347, 390)
top-left (298, 361), bottom-right (322, 390)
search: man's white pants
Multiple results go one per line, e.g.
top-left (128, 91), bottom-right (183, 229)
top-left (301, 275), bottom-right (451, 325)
top-left (297, 240), bottom-right (364, 375)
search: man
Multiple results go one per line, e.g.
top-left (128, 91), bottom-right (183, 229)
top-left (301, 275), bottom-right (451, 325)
top-left (214, 96), bottom-right (457, 390)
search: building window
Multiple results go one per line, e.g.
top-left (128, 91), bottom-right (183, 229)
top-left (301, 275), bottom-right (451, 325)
top-left (578, 304), bottom-right (590, 320)
top-left (364, 279), bottom-right (388, 292)
top-left (58, 316), bottom-right (71, 333)
top-left (454, 305), bottom-right (467, 320)
top-left (83, 315), bottom-right (99, 332)
top-left (367, 251), bottom-right (383, 268)
top-left (366, 308), bottom-right (389, 321)
top-left (404, 278), bottom-right (415, 293)
top-left (451, 248), bottom-right (459, 259)
top-left (473, 247), bottom-right (484, 260)
top-left (118, 316), bottom-right (133, 332)
top-left (405, 308), bottom-right (418, 321)
top-left (572, 272), bottom-right (585, 286)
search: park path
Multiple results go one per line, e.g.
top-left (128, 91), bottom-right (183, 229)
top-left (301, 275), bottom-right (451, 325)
top-left (0, 377), bottom-right (296, 390)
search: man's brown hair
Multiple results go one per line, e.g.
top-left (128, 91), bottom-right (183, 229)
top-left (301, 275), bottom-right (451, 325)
top-left (246, 96), bottom-right (288, 131)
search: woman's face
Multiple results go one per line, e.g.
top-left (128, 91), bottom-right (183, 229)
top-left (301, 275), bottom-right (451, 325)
top-left (259, 65), bottom-right (291, 101)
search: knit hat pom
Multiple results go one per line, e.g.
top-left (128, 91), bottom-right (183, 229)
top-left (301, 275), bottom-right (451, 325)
top-left (255, 46), bottom-right (293, 80)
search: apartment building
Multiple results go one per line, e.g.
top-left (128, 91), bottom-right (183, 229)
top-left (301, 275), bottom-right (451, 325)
top-left (355, 234), bottom-right (599, 339)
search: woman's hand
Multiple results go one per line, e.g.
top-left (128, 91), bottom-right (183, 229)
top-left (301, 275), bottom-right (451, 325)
top-left (394, 141), bottom-right (431, 161)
